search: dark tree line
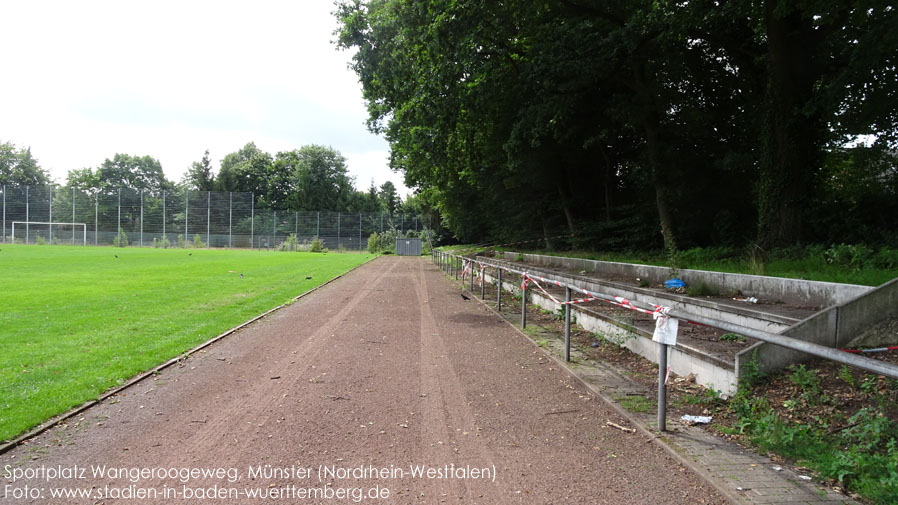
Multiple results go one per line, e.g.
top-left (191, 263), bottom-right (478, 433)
top-left (334, 0), bottom-right (898, 252)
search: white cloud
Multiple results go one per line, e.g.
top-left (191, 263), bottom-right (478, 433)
top-left (0, 0), bottom-right (408, 196)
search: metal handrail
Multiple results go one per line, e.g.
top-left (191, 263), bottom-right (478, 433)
top-left (434, 250), bottom-right (898, 430)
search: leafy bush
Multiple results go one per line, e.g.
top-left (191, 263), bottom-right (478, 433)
top-left (177, 234), bottom-right (186, 248)
top-left (279, 233), bottom-right (299, 251)
top-left (113, 229), bottom-right (129, 247)
top-left (35, 235), bottom-right (48, 245)
top-left (309, 236), bottom-right (325, 253)
top-left (153, 236), bottom-right (171, 248)
top-left (193, 234), bottom-right (205, 248)
top-left (367, 232), bottom-right (381, 253)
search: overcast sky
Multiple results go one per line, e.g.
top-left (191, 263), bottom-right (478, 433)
top-left (0, 0), bottom-right (409, 195)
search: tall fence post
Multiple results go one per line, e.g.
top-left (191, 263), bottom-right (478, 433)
top-left (273, 210), bottom-right (277, 247)
top-left (359, 213), bottom-right (362, 252)
top-left (1, 184), bottom-right (5, 243)
top-left (185, 189), bottom-right (189, 242)
top-left (317, 211), bottom-right (320, 238)
top-left (207, 191), bottom-right (211, 247)
top-left (497, 267), bottom-right (502, 311)
top-left (250, 192), bottom-right (254, 247)
top-left (565, 287), bottom-right (571, 362)
top-left (94, 191), bottom-right (98, 245)
top-left (162, 190), bottom-right (166, 243)
top-left (140, 190), bottom-right (143, 247)
top-left (71, 187), bottom-right (76, 244)
top-left (48, 186), bottom-right (52, 242)
top-left (117, 188), bottom-right (121, 236)
top-left (337, 212), bottom-right (341, 249)
top-left (521, 276), bottom-right (527, 329)
top-left (470, 262), bottom-right (475, 291)
top-left (25, 185), bottom-right (29, 243)
top-left (228, 192), bottom-right (232, 248)
top-left (658, 344), bottom-right (669, 431)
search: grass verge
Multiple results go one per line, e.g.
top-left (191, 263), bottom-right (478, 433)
top-left (0, 244), bottom-right (370, 442)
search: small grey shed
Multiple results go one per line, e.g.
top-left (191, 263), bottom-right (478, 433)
top-left (396, 238), bottom-right (422, 256)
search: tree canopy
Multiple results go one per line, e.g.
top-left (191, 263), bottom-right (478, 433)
top-left (0, 141), bottom-right (50, 186)
top-left (335, 0), bottom-right (898, 250)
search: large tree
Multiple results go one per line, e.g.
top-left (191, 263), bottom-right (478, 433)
top-left (66, 153), bottom-right (170, 192)
top-left (290, 145), bottom-right (356, 211)
top-left (0, 141), bottom-right (50, 186)
top-left (181, 149), bottom-right (215, 191)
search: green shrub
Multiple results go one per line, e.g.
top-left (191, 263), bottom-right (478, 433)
top-left (35, 235), bottom-right (48, 245)
top-left (193, 234), bottom-right (205, 248)
top-left (113, 229), bottom-right (129, 247)
top-left (309, 236), bottom-right (324, 253)
top-left (367, 232), bottom-right (381, 253)
top-left (153, 236), bottom-right (171, 248)
top-left (280, 233), bottom-right (299, 251)
top-left (177, 234), bottom-right (186, 248)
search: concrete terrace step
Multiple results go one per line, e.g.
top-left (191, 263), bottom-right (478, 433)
top-left (476, 255), bottom-right (811, 335)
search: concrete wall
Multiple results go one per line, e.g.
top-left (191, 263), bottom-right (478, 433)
top-left (837, 276), bottom-right (898, 347)
top-left (504, 252), bottom-right (873, 307)
top-left (736, 276), bottom-right (898, 378)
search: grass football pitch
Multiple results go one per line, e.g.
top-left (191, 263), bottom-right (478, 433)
top-left (0, 244), bottom-right (371, 442)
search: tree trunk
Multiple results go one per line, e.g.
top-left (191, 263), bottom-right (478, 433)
top-left (757, 0), bottom-right (823, 249)
top-left (555, 183), bottom-right (576, 235)
top-left (600, 148), bottom-right (612, 221)
top-left (633, 63), bottom-right (678, 254)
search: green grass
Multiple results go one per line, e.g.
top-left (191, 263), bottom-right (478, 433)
top-left (614, 395), bottom-right (654, 413)
top-left (0, 244), bottom-right (370, 442)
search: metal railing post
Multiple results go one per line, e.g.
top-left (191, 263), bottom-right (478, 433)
top-left (521, 277), bottom-right (527, 328)
top-left (184, 189), bottom-right (189, 242)
top-left (48, 186), bottom-right (52, 242)
top-left (118, 188), bottom-right (121, 236)
top-left (207, 191), bottom-right (211, 247)
top-left (228, 192), bottom-right (232, 248)
top-left (658, 343), bottom-right (668, 431)
top-left (250, 192), bottom-right (254, 246)
top-left (497, 268), bottom-right (502, 311)
top-left (162, 190), bottom-right (166, 244)
top-left (1, 184), bottom-right (5, 243)
top-left (25, 186), bottom-right (29, 243)
top-left (565, 287), bottom-right (571, 362)
top-left (470, 261), bottom-right (475, 291)
top-left (94, 191), bottom-right (98, 245)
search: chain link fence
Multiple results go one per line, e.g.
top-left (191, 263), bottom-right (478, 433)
top-left (0, 185), bottom-right (430, 251)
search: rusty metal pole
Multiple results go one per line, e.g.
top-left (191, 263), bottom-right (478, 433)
top-left (497, 268), bottom-right (502, 311)
top-left (565, 287), bottom-right (571, 362)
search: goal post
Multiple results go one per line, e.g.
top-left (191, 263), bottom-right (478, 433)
top-left (11, 221), bottom-right (87, 245)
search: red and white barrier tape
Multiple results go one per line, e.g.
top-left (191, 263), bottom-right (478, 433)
top-left (523, 273), bottom-right (600, 306)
